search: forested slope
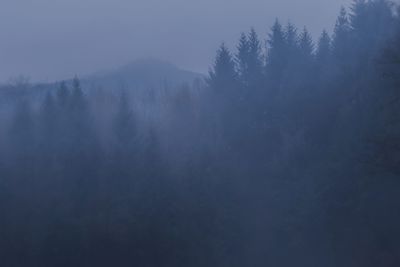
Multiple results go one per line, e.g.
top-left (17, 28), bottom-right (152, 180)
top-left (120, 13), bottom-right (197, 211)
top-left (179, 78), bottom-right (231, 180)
top-left (0, 1), bottom-right (399, 266)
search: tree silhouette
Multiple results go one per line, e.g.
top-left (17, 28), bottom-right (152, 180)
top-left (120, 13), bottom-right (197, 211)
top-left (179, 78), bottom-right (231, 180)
top-left (316, 30), bottom-right (331, 67)
top-left (208, 43), bottom-right (238, 93)
top-left (332, 7), bottom-right (351, 67)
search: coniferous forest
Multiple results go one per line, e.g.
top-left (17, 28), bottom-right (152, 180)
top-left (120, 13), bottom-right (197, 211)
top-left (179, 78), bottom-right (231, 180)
top-left (1, 1), bottom-right (400, 266)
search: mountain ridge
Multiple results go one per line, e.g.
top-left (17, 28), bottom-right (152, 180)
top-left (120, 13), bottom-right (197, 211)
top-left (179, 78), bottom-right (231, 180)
top-left (82, 58), bottom-right (205, 91)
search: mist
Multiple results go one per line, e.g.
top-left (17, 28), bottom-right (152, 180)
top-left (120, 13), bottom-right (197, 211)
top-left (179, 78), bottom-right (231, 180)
top-left (1, 0), bottom-right (400, 266)
top-left (0, 0), bottom-right (350, 82)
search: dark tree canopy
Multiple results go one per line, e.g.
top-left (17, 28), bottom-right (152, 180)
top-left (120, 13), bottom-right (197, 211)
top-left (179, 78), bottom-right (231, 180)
top-left (1, 1), bottom-right (400, 266)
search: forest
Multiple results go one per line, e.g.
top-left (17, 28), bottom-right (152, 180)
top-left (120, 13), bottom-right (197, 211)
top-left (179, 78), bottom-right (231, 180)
top-left (0, 0), bottom-right (400, 266)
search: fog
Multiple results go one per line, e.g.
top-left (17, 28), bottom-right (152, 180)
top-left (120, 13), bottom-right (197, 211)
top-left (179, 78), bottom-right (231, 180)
top-left (0, 0), bottom-right (350, 82)
top-left (1, 1), bottom-right (400, 266)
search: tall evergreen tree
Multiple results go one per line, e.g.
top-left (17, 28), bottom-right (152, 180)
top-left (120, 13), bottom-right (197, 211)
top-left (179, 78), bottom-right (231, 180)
top-left (69, 76), bottom-right (89, 141)
top-left (57, 81), bottom-right (70, 108)
top-left (8, 99), bottom-right (36, 168)
top-left (236, 29), bottom-right (263, 89)
top-left (39, 92), bottom-right (57, 154)
top-left (68, 76), bottom-right (96, 174)
top-left (350, 0), bottom-right (368, 33)
top-left (114, 91), bottom-right (137, 148)
top-left (112, 91), bottom-right (138, 177)
top-left (70, 76), bottom-right (85, 111)
top-left (247, 28), bottom-right (264, 84)
top-left (208, 43), bottom-right (238, 92)
top-left (236, 33), bottom-right (250, 86)
top-left (332, 7), bottom-right (351, 62)
top-left (266, 19), bottom-right (287, 85)
top-left (316, 30), bottom-right (331, 66)
top-left (351, 0), bottom-right (394, 63)
top-left (285, 22), bottom-right (299, 59)
top-left (298, 27), bottom-right (314, 61)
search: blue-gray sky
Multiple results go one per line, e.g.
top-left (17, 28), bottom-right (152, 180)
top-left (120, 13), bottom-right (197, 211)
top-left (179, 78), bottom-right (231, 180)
top-left (0, 0), bottom-right (351, 82)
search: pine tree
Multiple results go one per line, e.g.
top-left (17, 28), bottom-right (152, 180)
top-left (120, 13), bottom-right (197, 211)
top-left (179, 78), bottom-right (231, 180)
top-left (67, 76), bottom-right (95, 165)
top-left (57, 81), bottom-right (70, 108)
top-left (266, 19), bottom-right (286, 83)
top-left (236, 33), bottom-right (250, 86)
top-left (208, 43), bottom-right (238, 92)
top-left (40, 92), bottom-right (57, 146)
top-left (71, 76), bottom-right (85, 111)
top-left (112, 91), bottom-right (138, 177)
top-left (332, 7), bottom-right (351, 62)
top-left (316, 30), bottom-right (331, 66)
top-left (69, 76), bottom-right (88, 136)
top-left (350, 0), bottom-right (368, 33)
top-left (299, 27), bottom-right (314, 60)
top-left (236, 29), bottom-right (264, 89)
top-left (247, 28), bottom-right (264, 86)
top-left (37, 91), bottom-right (59, 173)
top-left (9, 99), bottom-right (36, 164)
top-left (351, 0), bottom-right (394, 57)
top-left (114, 91), bottom-right (136, 146)
top-left (285, 22), bottom-right (299, 59)
top-left (368, 25), bottom-right (400, 175)
top-left (53, 81), bottom-right (72, 158)
top-left (42, 91), bottom-right (56, 127)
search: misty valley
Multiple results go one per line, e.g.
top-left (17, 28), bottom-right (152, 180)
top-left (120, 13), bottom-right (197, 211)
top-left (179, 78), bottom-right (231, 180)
top-left (0, 1), bottom-right (400, 266)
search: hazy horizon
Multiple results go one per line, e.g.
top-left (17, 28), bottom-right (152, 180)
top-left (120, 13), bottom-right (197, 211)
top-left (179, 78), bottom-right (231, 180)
top-left (1, 1), bottom-right (399, 265)
top-left (0, 0), bottom-right (351, 83)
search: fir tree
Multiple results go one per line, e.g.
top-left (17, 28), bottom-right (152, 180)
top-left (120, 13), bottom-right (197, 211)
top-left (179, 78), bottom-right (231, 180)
top-left (247, 28), bottom-right (264, 86)
top-left (316, 30), bottom-right (331, 66)
top-left (332, 7), bottom-right (351, 62)
top-left (266, 19), bottom-right (286, 84)
top-left (236, 33), bottom-right (250, 86)
top-left (39, 92), bottom-right (57, 148)
top-left (285, 22), bottom-right (299, 59)
top-left (57, 81), bottom-right (70, 108)
top-left (299, 27), bottom-right (314, 60)
top-left (208, 43), bottom-right (238, 92)
top-left (9, 99), bottom-right (36, 164)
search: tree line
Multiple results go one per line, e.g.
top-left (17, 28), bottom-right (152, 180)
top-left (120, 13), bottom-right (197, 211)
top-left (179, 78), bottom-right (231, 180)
top-left (0, 0), bottom-right (400, 266)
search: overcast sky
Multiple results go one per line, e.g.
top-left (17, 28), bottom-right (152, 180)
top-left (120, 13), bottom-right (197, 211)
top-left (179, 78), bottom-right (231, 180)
top-left (0, 0), bottom-right (352, 82)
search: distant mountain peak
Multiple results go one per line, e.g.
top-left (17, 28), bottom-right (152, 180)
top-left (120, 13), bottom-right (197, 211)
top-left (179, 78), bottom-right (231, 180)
top-left (85, 58), bottom-right (203, 91)
top-left (121, 58), bottom-right (179, 70)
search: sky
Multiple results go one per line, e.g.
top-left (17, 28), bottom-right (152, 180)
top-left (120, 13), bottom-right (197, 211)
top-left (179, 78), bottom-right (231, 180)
top-left (0, 0), bottom-right (351, 82)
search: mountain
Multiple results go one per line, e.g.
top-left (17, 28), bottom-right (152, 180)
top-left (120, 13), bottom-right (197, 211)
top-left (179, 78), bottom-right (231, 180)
top-left (0, 59), bottom-right (205, 106)
top-left (82, 58), bottom-right (204, 91)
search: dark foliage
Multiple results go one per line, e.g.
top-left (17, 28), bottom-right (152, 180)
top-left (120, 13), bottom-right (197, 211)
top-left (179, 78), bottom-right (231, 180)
top-left (0, 1), bottom-right (399, 266)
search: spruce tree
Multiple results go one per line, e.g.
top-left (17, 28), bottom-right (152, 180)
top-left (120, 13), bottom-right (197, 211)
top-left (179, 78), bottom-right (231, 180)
top-left (9, 99), bottom-right (36, 167)
top-left (299, 27), bottom-right (314, 60)
top-left (57, 81), bottom-right (70, 108)
top-left (350, 0), bottom-right (368, 33)
top-left (39, 92), bottom-right (57, 154)
top-left (351, 0), bottom-right (394, 62)
top-left (236, 33), bottom-right (250, 86)
top-left (208, 43), bottom-right (238, 92)
top-left (285, 22), bottom-right (299, 59)
top-left (332, 7), bottom-right (351, 62)
top-left (247, 28), bottom-right (264, 86)
top-left (114, 91), bottom-right (136, 147)
top-left (112, 91), bottom-right (139, 180)
top-left (316, 30), bottom-right (331, 66)
top-left (266, 19), bottom-right (286, 85)
top-left (71, 76), bottom-right (85, 111)
top-left (236, 29), bottom-right (263, 89)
